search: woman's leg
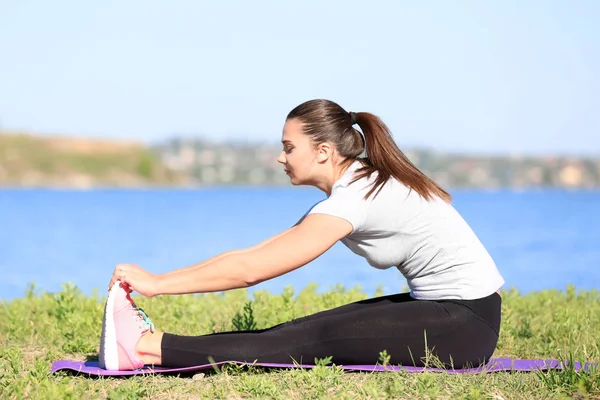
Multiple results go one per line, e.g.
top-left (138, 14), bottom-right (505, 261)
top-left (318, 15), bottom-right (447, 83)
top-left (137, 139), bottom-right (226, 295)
top-left (135, 292), bottom-right (414, 365)
top-left (141, 292), bottom-right (501, 368)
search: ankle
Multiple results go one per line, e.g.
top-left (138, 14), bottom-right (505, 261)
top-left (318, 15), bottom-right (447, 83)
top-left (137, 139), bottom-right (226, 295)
top-left (136, 330), bottom-right (154, 354)
top-left (135, 330), bottom-right (163, 365)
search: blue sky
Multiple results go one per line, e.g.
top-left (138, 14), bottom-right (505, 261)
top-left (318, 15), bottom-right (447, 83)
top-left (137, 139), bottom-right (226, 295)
top-left (0, 0), bottom-right (598, 155)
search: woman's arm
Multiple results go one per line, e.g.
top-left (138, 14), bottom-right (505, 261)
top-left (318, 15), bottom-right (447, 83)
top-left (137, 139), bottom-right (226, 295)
top-left (156, 214), bottom-right (309, 278)
top-left (154, 227), bottom-right (293, 279)
top-left (152, 213), bottom-right (352, 295)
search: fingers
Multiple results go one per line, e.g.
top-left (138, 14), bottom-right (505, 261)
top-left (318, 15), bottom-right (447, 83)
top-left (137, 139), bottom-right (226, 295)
top-left (108, 263), bottom-right (134, 291)
top-left (108, 263), bottom-right (147, 294)
top-left (108, 277), bottom-right (120, 291)
top-left (108, 276), bottom-right (132, 292)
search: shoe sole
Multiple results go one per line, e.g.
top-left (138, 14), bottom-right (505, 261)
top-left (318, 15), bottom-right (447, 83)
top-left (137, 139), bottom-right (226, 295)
top-left (99, 281), bottom-right (120, 371)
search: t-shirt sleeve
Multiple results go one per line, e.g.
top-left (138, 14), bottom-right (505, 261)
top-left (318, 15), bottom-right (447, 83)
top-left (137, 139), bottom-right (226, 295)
top-left (307, 191), bottom-right (367, 233)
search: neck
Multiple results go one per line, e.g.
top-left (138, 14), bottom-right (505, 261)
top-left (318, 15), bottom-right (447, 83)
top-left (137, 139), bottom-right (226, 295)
top-left (314, 160), bottom-right (354, 196)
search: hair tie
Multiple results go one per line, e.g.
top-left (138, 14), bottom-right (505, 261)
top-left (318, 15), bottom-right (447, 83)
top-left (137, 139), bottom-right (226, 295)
top-left (349, 112), bottom-right (357, 125)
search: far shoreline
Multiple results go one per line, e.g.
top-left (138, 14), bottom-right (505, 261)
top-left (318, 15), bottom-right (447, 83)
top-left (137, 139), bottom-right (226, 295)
top-left (1, 185), bottom-right (599, 192)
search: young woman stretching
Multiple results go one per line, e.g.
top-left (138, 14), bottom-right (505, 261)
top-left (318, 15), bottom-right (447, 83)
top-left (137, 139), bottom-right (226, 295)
top-left (99, 99), bottom-right (504, 371)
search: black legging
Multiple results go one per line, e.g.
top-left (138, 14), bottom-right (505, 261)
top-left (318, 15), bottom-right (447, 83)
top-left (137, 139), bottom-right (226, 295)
top-left (161, 291), bottom-right (502, 369)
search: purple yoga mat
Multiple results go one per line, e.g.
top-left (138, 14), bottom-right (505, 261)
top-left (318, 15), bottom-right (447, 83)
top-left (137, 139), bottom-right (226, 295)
top-left (50, 358), bottom-right (591, 377)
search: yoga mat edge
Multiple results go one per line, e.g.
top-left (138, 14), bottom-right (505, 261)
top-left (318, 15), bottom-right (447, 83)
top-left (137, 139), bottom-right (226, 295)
top-left (50, 358), bottom-right (594, 377)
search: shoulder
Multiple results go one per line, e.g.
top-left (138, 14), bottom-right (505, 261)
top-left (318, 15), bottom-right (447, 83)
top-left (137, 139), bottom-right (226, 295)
top-left (308, 188), bottom-right (369, 233)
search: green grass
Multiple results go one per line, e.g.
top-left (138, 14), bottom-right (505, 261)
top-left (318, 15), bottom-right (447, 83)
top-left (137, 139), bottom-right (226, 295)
top-left (1, 283), bottom-right (599, 399)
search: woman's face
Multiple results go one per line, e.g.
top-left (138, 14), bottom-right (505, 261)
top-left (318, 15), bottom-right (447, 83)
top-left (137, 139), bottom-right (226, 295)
top-left (277, 118), bottom-right (320, 186)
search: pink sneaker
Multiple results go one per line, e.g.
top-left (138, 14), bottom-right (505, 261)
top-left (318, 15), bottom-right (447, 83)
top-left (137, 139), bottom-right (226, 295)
top-left (99, 281), bottom-right (155, 371)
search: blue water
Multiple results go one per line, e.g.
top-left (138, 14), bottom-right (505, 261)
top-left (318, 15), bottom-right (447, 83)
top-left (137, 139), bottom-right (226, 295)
top-left (0, 188), bottom-right (598, 301)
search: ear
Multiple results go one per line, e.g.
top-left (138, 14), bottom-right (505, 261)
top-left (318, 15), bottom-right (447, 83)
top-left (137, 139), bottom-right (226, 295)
top-left (316, 142), bottom-right (334, 163)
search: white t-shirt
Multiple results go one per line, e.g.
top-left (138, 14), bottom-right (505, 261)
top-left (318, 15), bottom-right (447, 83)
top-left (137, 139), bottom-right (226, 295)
top-left (308, 161), bottom-right (505, 300)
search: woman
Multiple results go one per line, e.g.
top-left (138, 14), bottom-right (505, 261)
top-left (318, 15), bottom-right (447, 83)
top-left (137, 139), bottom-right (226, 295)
top-left (99, 99), bottom-right (504, 371)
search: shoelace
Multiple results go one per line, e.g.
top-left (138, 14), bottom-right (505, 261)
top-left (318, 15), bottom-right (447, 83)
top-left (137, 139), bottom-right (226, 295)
top-left (134, 307), bottom-right (155, 333)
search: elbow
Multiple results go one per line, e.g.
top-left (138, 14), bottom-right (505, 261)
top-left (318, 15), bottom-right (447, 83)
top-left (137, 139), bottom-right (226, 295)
top-left (242, 273), bottom-right (263, 288)
top-left (237, 257), bottom-right (263, 287)
top-left (243, 276), bottom-right (262, 287)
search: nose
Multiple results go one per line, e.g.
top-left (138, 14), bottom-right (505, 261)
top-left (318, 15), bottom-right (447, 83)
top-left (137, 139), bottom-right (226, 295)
top-left (277, 151), bottom-right (286, 165)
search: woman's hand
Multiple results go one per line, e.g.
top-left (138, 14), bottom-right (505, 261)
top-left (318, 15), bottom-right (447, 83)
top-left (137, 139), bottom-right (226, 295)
top-left (109, 263), bottom-right (159, 297)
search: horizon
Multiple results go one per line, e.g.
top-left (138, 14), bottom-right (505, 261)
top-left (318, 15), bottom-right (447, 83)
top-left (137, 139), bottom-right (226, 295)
top-left (3, 128), bottom-right (600, 159)
top-left (1, 1), bottom-right (599, 156)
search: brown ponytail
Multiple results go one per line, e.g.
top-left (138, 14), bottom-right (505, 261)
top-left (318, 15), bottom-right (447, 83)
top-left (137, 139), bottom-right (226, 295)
top-left (352, 112), bottom-right (452, 202)
top-left (286, 99), bottom-right (452, 202)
